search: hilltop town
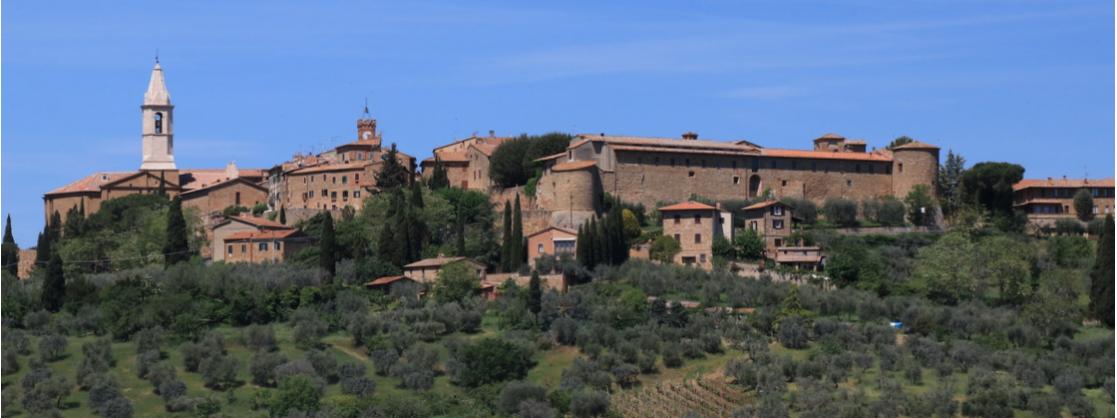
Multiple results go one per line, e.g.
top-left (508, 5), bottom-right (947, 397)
top-left (2, 61), bottom-right (1114, 418)
top-left (27, 61), bottom-right (1114, 277)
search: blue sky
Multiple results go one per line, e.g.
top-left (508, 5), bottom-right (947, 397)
top-left (3, 0), bottom-right (1113, 245)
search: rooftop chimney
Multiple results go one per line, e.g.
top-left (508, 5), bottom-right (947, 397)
top-left (682, 132), bottom-right (698, 140)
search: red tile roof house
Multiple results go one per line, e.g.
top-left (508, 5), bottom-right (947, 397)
top-left (211, 215), bottom-right (311, 263)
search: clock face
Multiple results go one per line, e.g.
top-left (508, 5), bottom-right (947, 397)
top-left (362, 131), bottom-right (372, 140)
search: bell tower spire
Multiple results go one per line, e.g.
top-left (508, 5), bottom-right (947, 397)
top-left (141, 59), bottom-right (176, 170)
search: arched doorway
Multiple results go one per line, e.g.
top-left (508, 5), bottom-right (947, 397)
top-left (748, 175), bottom-right (762, 198)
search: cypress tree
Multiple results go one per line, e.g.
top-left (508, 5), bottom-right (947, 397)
top-left (35, 228), bottom-right (50, 268)
top-left (48, 211), bottom-right (62, 243)
top-left (429, 157), bottom-right (450, 189)
top-left (528, 270), bottom-right (542, 315)
top-left (593, 217), bottom-right (607, 267)
top-left (411, 181), bottom-right (425, 209)
top-left (279, 206), bottom-right (287, 225)
top-left (375, 143), bottom-right (410, 191)
top-left (455, 209), bottom-right (466, 256)
top-left (64, 206), bottom-right (85, 238)
top-left (511, 194), bottom-right (524, 271)
top-left (2, 215), bottom-right (19, 276)
top-left (41, 250), bottom-right (65, 312)
top-left (576, 223), bottom-right (587, 268)
top-left (378, 222), bottom-right (403, 268)
top-left (163, 196), bottom-right (190, 266)
top-left (1089, 215), bottom-right (1115, 327)
top-left (501, 201), bottom-right (512, 272)
top-left (319, 211), bottom-right (337, 279)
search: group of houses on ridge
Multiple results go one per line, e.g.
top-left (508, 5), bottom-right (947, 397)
top-left (33, 61), bottom-right (1115, 285)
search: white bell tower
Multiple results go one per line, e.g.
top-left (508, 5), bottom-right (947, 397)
top-left (140, 59), bottom-right (176, 170)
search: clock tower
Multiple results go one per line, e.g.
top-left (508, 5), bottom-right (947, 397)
top-left (356, 102), bottom-right (381, 149)
top-left (140, 59), bottom-right (176, 170)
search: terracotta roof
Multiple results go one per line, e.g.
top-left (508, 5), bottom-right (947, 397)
top-left (815, 133), bottom-right (845, 141)
top-left (760, 148), bottom-right (893, 162)
top-left (429, 152), bottom-right (469, 163)
top-left (45, 172), bottom-right (134, 195)
top-left (335, 140), bottom-right (377, 150)
top-left (433, 135), bottom-right (511, 154)
top-left (179, 168), bottom-right (265, 191)
top-left (365, 275), bottom-right (412, 287)
top-left (775, 246), bottom-right (824, 263)
top-left (229, 214), bottom-right (290, 229)
top-left (180, 177), bottom-right (266, 196)
top-left (288, 162), bottom-right (370, 175)
top-left (551, 161), bottom-right (598, 172)
top-left (891, 140), bottom-right (939, 150)
top-left (578, 134), bottom-right (760, 153)
top-left (743, 200), bottom-right (783, 210)
top-left (526, 226), bottom-right (577, 239)
top-left (1013, 199), bottom-right (1070, 206)
top-left (225, 229), bottom-right (301, 241)
top-left (610, 144), bottom-right (758, 157)
top-left (1013, 178), bottom-right (1115, 191)
top-left (534, 152), bottom-right (566, 162)
top-left (470, 142), bottom-right (500, 157)
top-left (659, 201), bottom-right (717, 212)
top-left (404, 255), bottom-right (479, 269)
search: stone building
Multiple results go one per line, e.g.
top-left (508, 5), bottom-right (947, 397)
top-left (43, 61), bottom-right (265, 227)
top-left (419, 131), bottom-right (509, 191)
top-left (273, 108), bottom-right (416, 222)
top-left (211, 214), bottom-right (306, 262)
top-left (741, 200), bottom-right (795, 255)
top-left (659, 201), bottom-right (732, 268)
top-left (533, 132), bottom-right (939, 213)
top-left (403, 255), bottom-right (487, 284)
top-left (1013, 177), bottom-right (1115, 227)
top-left (222, 229), bottom-right (311, 263)
top-left (526, 226), bottom-right (577, 267)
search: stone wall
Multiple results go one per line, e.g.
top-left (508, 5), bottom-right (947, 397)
top-left (182, 182), bottom-right (267, 217)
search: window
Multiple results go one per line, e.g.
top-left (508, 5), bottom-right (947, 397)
top-left (332, 176), bottom-right (337, 184)
top-left (538, 243), bottom-right (545, 255)
top-left (275, 241), bottom-right (281, 251)
top-left (846, 179), bottom-right (852, 187)
top-left (342, 176), bottom-right (348, 184)
top-left (154, 112), bottom-right (164, 134)
top-left (694, 234), bottom-right (702, 244)
top-left (309, 191), bottom-right (314, 198)
top-left (674, 214), bottom-right (681, 224)
top-left (355, 174), bottom-right (359, 183)
top-left (688, 171), bottom-right (695, 177)
top-left (1093, 206), bottom-right (1099, 214)
top-left (733, 176), bottom-right (740, 184)
top-left (343, 191), bottom-right (349, 201)
top-left (227, 245), bottom-right (233, 254)
top-left (694, 214), bottom-right (701, 224)
top-left (781, 180), bottom-right (787, 187)
top-left (322, 189), bottom-right (327, 197)
top-left (898, 163), bottom-right (904, 173)
top-left (259, 243), bottom-right (268, 251)
top-left (699, 254), bottom-right (706, 263)
top-left (354, 191), bottom-right (361, 199)
top-left (772, 206), bottom-right (783, 216)
top-left (331, 191), bottom-right (338, 200)
top-left (235, 192), bottom-right (241, 205)
top-left (750, 221), bottom-right (758, 230)
top-left (773, 219), bottom-right (784, 230)
top-left (241, 244), bottom-right (247, 253)
top-left (674, 234), bottom-right (681, 242)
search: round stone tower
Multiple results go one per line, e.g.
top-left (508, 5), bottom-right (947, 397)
top-left (536, 161), bottom-right (600, 230)
top-left (891, 141), bottom-right (940, 199)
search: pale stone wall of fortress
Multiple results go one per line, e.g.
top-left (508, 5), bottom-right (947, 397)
top-left (600, 150), bottom-right (901, 209)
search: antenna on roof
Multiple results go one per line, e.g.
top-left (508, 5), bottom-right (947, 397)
top-left (155, 49), bottom-right (159, 64)
top-left (363, 97), bottom-right (370, 116)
